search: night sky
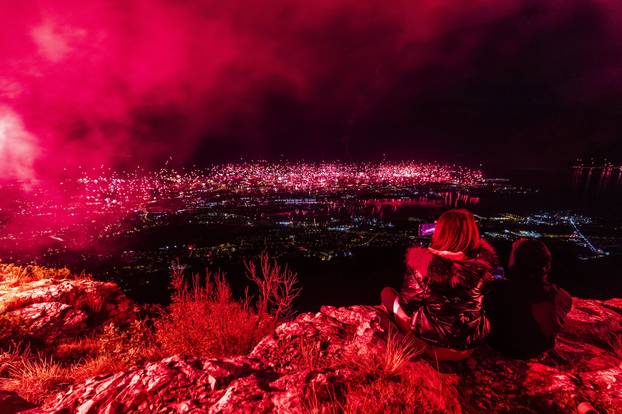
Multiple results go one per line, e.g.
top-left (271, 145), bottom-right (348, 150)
top-left (1, 0), bottom-right (621, 180)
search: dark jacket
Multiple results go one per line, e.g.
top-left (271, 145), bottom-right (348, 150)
top-left (484, 277), bottom-right (572, 358)
top-left (399, 241), bottom-right (497, 350)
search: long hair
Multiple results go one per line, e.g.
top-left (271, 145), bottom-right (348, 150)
top-left (430, 209), bottom-right (481, 257)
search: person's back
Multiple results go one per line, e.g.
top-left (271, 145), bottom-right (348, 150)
top-left (485, 239), bottom-right (572, 358)
top-left (403, 241), bottom-right (497, 350)
top-left (382, 209), bottom-right (499, 360)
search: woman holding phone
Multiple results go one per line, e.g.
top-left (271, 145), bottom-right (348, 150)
top-left (381, 209), bottom-right (497, 361)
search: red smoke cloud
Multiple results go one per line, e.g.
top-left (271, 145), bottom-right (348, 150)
top-left (1, 0), bottom-right (621, 180)
top-left (0, 106), bottom-right (39, 183)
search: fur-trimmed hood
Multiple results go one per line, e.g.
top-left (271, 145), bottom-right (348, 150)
top-left (406, 240), bottom-right (498, 288)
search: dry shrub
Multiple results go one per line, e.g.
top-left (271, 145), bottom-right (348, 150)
top-left (343, 370), bottom-right (452, 413)
top-left (300, 329), bottom-right (434, 414)
top-left (245, 252), bottom-right (301, 321)
top-left (338, 330), bottom-right (455, 414)
top-left (5, 351), bottom-right (130, 405)
top-left (346, 328), bottom-right (423, 377)
top-left (343, 361), bottom-right (458, 414)
top-left (0, 263), bottom-right (73, 285)
top-left (53, 336), bottom-right (100, 361)
top-left (0, 313), bottom-right (31, 346)
top-left (0, 342), bottom-right (30, 380)
top-left (3, 324), bottom-right (159, 405)
top-left (156, 253), bottom-right (300, 358)
top-left (382, 329), bottom-right (423, 375)
top-left (343, 371), bottom-right (428, 414)
top-left (3, 254), bottom-right (300, 405)
top-left (3, 318), bottom-right (159, 405)
top-left (296, 337), bottom-right (326, 370)
top-left (98, 320), bottom-right (161, 365)
top-left (6, 357), bottom-right (71, 404)
top-left (70, 354), bottom-right (128, 383)
top-left (304, 381), bottom-right (342, 414)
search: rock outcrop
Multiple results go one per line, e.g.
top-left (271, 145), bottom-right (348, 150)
top-left (0, 275), bottom-right (137, 347)
top-left (0, 391), bottom-right (35, 413)
top-left (31, 298), bottom-right (622, 413)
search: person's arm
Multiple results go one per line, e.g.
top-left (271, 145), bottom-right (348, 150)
top-left (399, 269), bottom-right (427, 307)
top-left (533, 287), bottom-right (573, 337)
top-left (381, 287), bottom-right (413, 333)
top-left (554, 288), bottom-right (573, 327)
top-left (400, 247), bottom-right (431, 305)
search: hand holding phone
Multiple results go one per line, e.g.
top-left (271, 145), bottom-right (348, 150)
top-left (492, 266), bottom-right (505, 280)
top-left (418, 223), bottom-right (436, 237)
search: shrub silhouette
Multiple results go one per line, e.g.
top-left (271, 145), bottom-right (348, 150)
top-left (156, 253), bottom-right (300, 357)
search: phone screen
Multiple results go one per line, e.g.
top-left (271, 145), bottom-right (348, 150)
top-left (492, 266), bottom-right (505, 280)
top-left (418, 223), bottom-right (436, 237)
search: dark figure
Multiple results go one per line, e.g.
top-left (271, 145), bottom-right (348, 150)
top-left (485, 238), bottom-right (572, 359)
top-left (382, 209), bottom-right (498, 361)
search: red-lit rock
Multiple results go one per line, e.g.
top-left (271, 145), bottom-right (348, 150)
top-left (0, 391), bottom-right (35, 414)
top-left (459, 297), bottom-right (622, 413)
top-left (29, 298), bottom-right (622, 413)
top-left (0, 277), bottom-right (137, 346)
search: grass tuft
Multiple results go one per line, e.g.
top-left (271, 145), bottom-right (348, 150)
top-left (382, 329), bottom-right (423, 375)
top-left (340, 330), bottom-right (439, 413)
top-left (7, 357), bottom-right (70, 404)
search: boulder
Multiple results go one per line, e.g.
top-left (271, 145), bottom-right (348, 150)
top-left (0, 276), bottom-right (137, 346)
top-left (29, 298), bottom-right (622, 413)
top-left (459, 298), bottom-right (622, 413)
top-left (0, 390), bottom-right (35, 414)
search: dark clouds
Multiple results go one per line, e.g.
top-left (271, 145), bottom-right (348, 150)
top-left (0, 0), bottom-right (621, 180)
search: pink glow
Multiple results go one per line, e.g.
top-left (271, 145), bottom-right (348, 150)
top-left (0, 107), bottom-right (39, 183)
top-left (1, 0), bottom-right (620, 179)
top-left (31, 20), bottom-right (76, 63)
top-left (0, 162), bottom-right (483, 255)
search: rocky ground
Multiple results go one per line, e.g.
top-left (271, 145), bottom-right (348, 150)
top-left (1, 273), bottom-right (621, 413)
top-left (0, 273), bottom-right (137, 347)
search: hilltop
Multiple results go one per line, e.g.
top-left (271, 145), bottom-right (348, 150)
top-left (0, 265), bottom-right (621, 413)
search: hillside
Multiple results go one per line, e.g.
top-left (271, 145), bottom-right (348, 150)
top-left (0, 267), bottom-right (621, 413)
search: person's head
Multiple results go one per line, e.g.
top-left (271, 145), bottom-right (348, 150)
top-left (431, 209), bottom-right (481, 256)
top-left (508, 238), bottom-right (552, 281)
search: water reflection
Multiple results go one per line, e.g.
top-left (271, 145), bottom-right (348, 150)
top-left (572, 164), bottom-right (621, 194)
top-left (364, 191), bottom-right (479, 217)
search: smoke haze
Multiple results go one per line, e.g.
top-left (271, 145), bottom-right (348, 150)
top-left (1, 0), bottom-right (621, 180)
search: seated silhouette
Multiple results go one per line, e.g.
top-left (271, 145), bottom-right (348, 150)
top-left (382, 209), bottom-right (498, 361)
top-left (485, 238), bottom-right (572, 359)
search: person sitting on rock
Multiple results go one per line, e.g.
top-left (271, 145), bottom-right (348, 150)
top-left (381, 209), bottom-right (498, 361)
top-left (484, 238), bottom-right (572, 359)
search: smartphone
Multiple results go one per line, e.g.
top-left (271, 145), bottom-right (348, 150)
top-left (492, 266), bottom-right (505, 280)
top-left (418, 223), bottom-right (436, 237)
